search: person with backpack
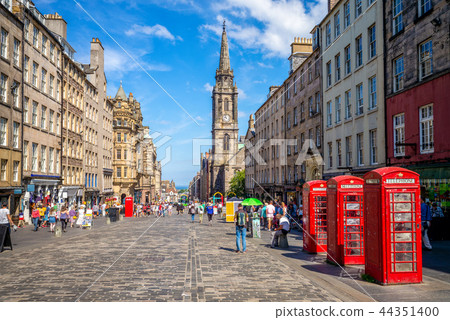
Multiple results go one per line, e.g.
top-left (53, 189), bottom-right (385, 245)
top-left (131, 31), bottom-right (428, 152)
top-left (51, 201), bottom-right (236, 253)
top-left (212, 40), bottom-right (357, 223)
top-left (234, 203), bottom-right (249, 253)
top-left (189, 203), bottom-right (196, 223)
top-left (206, 202), bottom-right (214, 226)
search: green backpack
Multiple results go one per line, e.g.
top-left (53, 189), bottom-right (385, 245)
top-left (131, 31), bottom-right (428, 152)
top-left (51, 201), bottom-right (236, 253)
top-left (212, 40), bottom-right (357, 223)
top-left (237, 210), bottom-right (246, 226)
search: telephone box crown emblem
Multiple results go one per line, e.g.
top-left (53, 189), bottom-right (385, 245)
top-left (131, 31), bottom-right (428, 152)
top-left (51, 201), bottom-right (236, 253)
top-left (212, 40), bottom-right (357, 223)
top-left (320, 184), bottom-right (324, 187)
top-left (350, 180), bottom-right (354, 183)
top-left (398, 173), bottom-right (404, 177)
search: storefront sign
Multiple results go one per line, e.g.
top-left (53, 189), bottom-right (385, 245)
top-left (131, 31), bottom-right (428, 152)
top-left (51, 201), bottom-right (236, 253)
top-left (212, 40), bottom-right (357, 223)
top-left (27, 185), bottom-right (35, 192)
top-left (14, 189), bottom-right (22, 195)
top-left (62, 192), bottom-right (68, 199)
top-left (313, 188), bottom-right (327, 191)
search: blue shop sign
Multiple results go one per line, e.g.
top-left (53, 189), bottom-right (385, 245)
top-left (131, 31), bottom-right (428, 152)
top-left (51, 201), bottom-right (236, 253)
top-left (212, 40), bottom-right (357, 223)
top-left (14, 189), bottom-right (22, 195)
top-left (27, 185), bottom-right (35, 192)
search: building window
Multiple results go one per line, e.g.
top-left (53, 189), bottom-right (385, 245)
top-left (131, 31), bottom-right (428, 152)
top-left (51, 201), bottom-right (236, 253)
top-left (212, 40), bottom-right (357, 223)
top-left (42, 35), bottom-right (47, 55)
top-left (315, 92), bottom-right (321, 113)
top-left (287, 113), bottom-right (291, 129)
top-left (48, 147), bottom-right (54, 173)
top-left (316, 126), bottom-right (321, 147)
top-left (49, 74), bottom-right (54, 97)
top-left (327, 101), bottom-right (332, 127)
top-left (325, 22), bottom-right (331, 47)
top-left (0, 118), bottom-right (7, 146)
top-left (224, 134), bottom-right (230, 151)
top-left (124, 149), bottom-right (127, 160)
top-left (356, 83), bottom-right (363, 115)
top-left (326, 61), bottom-right (331, 87)
top-left (0, 29), bottom-right (8, 59)
top-left (23, 141), bottom-right (28, 171)
top-left (345, 45), bottom-right (351, 75)
top-left (335, 54), bottom-right (341, 82)
top-left (33, 26), bottom-right (39, 48)
top-left (12, 81), bottom-right (19, 108)
top-left (24, 56), bottom-right (29, 82)
top-left (335, 96), bottom-right (341, 123)
top-left (369, 76), bottom-right (377, 110)
top-left (357, 133), bottom-right (364, 166)
top-left (337, 139), bottom-right (342, 167)
top-left (419, 40), bottom-right (433, 80)
top-left (418, 0), bottom-right (432, 17)
top-left (308, 96), bottom-right (314, 116)
top-left (32, 62), bottom-right (38, 87)
top-left (355, 0), bottom-right (362, 18)
top-left (294, 107), bottom-right (298, 125)
top-left (56, 150), bottom-right (60, 174)
top-left (50, 43), bottom-right (55, 63)
top-left (393, 0), bottom-right (404, 35)
top-left (0, 159), bottom-right (7, 181)
top-left (13, 38), bottom-right (20, 67)
top-left (13, 122), bottom-right (19, 148)
top-left (49, 110), bottom-right (54, 133)
top-left (344, 1), bottom-right (351, 28)
top-left (23, 97), bottom-right (29, 123)
top-left (124, 167), bottom-right (128, 178)
top-left (334, 11), bottom-right (340, 38)
top-left (328, 142), bottom-right (333, 168)
top-left (420, 105), bottom-right (434, 153)
top-left (56, 80), bottom-right (60, 100)
top-left (345, 90), bottom-right (352, 119)
top-left (40, 146), bottom-right (46, 172)
top-left (41, 106), bottom-right (47, 129)
top-left (393, 56), bottom-right (404, 92)
top-left (41, 69), bottom-right (47, 93)
top-left (24, 18), bottom-right (29, 41)
top-left (117, 133), bottom-right (121, 142)
top-left (56, 113), bottom-right (60, 134)
top-left (117, 167), bottom-right (121, 178)
top-left (300, 103), bottom-right (305, 121)
top-left (0, 74), bottom-right (7, 103)
top-left (31, 143), bottom-right (38, 171)
top-left (124, 133), bottom-right (127, 142)
top-left (355, 36), bottom-right (363, 68)
top-left (368, 25), bottom-right (376, 59)
top-left (346, 136), bottom-right (352, 166)
top-left (12, 161), bottom-right (19, 182)
top-left (393, 113), bottom-right (405, 156)
top-left (369, 129), bottom-right (377, 165)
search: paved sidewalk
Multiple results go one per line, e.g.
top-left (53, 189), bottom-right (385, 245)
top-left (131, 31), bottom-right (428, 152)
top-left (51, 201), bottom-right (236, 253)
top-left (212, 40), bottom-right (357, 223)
top-left (1, 214), bottom-right (449, 302)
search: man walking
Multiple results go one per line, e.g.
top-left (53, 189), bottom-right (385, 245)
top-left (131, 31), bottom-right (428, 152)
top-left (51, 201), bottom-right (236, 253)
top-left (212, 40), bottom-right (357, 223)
top-left (271, 213), bottom-right (290, 248)
top-left (206, 202), bottom-right (214, 226)
top-left (421, 198), bottom-right (432, 251)
top-left (234, 204), bottom-right (248, 253)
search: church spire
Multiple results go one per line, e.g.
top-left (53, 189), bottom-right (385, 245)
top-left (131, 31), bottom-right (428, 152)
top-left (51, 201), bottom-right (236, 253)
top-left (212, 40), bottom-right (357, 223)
top-left (218, 20), bottom-right (231, 72)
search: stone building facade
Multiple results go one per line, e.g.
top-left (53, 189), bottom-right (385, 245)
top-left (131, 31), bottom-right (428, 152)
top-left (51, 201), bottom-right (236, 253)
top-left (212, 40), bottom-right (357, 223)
top-left (0, 2), bottom-right (23, 215)
top-left (16, 3), bottom-right (63, 218)
top-left (320, 0), bottom-right (386, 179)
top-left (384, 0), bottom-right (450, 210)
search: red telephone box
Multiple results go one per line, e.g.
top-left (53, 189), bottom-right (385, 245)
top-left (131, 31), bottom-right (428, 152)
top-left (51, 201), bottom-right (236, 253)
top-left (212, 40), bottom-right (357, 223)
top-left (327, 176), bottom-right (365, 265)
top-left (125, 197), bottom-right (134, 217)
top-left (364, 167), bottom-right (422, 284)
top-left (302, 180), bottom-right (328, 253)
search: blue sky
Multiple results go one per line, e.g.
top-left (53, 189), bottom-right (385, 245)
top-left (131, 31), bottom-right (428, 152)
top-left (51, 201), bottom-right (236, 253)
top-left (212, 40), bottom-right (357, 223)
top-left (36, 0), bottom-right (327, 187)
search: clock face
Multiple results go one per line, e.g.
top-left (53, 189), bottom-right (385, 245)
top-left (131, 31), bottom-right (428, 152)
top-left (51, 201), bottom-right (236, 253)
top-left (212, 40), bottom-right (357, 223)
top-left (223, 114), bottom-right (231, 122)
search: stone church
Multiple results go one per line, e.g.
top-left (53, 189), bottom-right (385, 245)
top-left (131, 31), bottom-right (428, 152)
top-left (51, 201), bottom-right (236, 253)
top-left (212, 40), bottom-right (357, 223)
top-left (209, 22), bottom-right (245, 198)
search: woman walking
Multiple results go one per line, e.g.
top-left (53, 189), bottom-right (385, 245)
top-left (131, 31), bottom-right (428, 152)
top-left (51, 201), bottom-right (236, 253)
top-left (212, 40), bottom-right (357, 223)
top-left (69, 206), bottom-right (77, 228)
top-left (60, 205), bottom-right (69, 233)
top-left (198, 202), bottom-right (205, 224)
top-left (31, 205), bottom-right (40, 231)
top-left (48, 207), bottom-right (57, 233)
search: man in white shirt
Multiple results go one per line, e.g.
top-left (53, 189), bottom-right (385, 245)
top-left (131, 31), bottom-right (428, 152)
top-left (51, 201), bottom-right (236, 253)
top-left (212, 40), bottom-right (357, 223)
top-left (271, 213), bottom-right (290, 248)
top-left (266, 200), bottom-right (276, 231)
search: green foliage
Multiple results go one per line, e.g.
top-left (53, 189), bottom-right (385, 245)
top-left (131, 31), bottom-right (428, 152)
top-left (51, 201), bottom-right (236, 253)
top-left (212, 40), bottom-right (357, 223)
top-left (228, 170), bottom-right (245, 198)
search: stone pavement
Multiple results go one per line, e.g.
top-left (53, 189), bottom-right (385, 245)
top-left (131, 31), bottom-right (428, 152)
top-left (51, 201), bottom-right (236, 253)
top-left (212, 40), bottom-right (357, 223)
top-left (0, 214), bottom-right (449, 302)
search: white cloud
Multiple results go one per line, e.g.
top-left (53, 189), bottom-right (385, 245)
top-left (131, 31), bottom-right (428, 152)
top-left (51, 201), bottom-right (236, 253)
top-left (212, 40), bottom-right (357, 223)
top-left (125, 24), bottom-right (182, 42)
top-left (201, 0), bottom-right (327, 58)
top-left (257, 62), bottom-right (273, 69)
top-left (238, 111), bottom-right (247, 119)
top-left (104, 47), bottom-right (171, 73)
top-left (238, 88), bottom-right (247, 99)
top-left (203, 82), bottom-right (213, 92)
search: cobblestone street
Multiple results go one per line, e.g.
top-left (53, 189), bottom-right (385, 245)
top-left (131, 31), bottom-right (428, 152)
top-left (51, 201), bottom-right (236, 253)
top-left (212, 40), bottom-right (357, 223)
top-left (1, 214), bottom-right (449, 302)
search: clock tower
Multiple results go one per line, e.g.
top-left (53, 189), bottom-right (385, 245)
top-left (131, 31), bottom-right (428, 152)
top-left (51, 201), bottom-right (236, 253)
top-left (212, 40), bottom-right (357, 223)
top-left (210, 21), bottom-right (239, 196)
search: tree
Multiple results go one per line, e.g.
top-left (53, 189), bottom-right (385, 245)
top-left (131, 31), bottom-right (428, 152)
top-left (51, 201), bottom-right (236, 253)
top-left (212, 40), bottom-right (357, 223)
top-left (228, 170), bottom-right (245, 198)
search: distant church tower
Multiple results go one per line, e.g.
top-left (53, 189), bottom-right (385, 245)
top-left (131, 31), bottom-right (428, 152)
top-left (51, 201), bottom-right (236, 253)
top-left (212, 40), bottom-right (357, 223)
top-left (210, 21), bottom-right (239, 196)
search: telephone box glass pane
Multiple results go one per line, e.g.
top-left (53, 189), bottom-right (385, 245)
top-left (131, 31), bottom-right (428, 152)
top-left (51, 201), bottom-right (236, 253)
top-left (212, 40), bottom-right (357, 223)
top-left (395, 242), bottom-right (413, 251)
top-left (396, 252), bottom-right (413, 261)
top-left (393, 212), bottom-right (412, 221)
top-left (394, 203), bottom-right (412, 212)
top-left (394, 193), bottom-right (411, 202)
top-left (346, 203), bottom-right (360, 210)
top-left (396, 263), bottom-right (413, 272)
top-left (394, 223), bottom-right (412, 231)
top-left (395, 233), bottom-right (413, 241)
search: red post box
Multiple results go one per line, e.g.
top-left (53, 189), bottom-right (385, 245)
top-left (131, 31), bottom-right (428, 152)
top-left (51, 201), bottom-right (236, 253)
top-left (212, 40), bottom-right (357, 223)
top-left (125, 197), bottom-right (134, 217)
top-left (363, 167), bottom-right (421, 284)
top-left (327, 176), bottom-right (365, 265)
top-left (302, 180), bottom-right (328, 253)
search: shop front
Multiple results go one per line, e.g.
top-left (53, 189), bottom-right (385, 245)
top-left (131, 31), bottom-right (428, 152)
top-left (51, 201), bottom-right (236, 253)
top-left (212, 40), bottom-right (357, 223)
top-left (59, 186), bottom-right (83, 207)
top-left (23, 176), bottom-right (61, 222)
top-left (84, 188), bottom-right (100, 208)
